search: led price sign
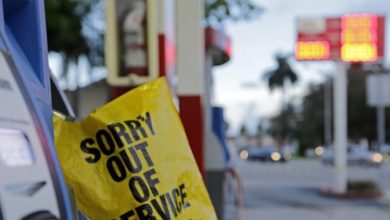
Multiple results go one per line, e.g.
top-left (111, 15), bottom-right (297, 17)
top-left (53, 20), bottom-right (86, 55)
top-left (295, 14), bottom-right (385, 62)
top-left (295, 41), bottom-right (330, 60)
top-left (341, 14), bottom-right (381, 62)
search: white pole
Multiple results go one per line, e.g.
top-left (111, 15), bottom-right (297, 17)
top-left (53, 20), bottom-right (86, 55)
top-left (333, 62), bottom-right (348, 193)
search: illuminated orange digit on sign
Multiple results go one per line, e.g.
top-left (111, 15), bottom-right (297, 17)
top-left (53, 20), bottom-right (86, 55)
top-left (295, 41), bottom-right (330, 60)
top-left (341, 14), bottom-right (379, 62)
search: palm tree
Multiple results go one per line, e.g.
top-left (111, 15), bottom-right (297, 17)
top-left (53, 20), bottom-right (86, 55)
top-left (263, 54), bottom-right (298, 108)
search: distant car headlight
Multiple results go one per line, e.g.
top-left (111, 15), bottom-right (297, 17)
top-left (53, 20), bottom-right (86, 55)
top-left (271, 152), bottom-right (281, 161)
top-left (240, 150), bottom-right (249, 160)
top-left (284, 153), bottom-right (292, 161)
top-left (371, 153), bottom-right (383, 163)
top-left (315, 146), bottom-right (324, 156)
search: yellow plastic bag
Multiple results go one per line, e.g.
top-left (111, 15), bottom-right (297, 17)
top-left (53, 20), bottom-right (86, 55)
top-left (53, 78), bottom-right (217, 220)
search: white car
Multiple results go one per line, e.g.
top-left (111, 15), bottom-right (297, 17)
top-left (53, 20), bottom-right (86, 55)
top-left (321, 147), bottom-right (383, 167)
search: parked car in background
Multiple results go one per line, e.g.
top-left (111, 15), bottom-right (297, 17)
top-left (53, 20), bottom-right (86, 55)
top-left (380, 145), bottom-right (390, 161)
top-left (239, 146), bottom-right (291, 162)
top-left (321, 146), bottom-right (383, 167)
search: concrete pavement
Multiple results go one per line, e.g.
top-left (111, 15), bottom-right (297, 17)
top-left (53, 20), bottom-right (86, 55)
top-left (225, 159), bottom-right (390, 220)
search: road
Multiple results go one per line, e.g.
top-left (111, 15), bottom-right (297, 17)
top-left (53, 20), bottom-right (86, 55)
top-left (225, 159), bottom-right (390, 220)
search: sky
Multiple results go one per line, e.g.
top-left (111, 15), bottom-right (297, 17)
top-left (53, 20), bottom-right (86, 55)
top-left (213, 0), bottom-right (390, 133)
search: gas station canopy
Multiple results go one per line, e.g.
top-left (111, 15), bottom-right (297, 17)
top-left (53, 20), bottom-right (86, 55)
top-left (205, 27), bottom-right (232, 66)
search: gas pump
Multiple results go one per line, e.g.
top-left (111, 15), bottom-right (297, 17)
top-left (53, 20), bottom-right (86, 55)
top-left (105, 0), bottom-right (177, 99)
top-left (176, 1), bottom-right (232, 218)
top-left (0, 0), bottom-right (74, 219)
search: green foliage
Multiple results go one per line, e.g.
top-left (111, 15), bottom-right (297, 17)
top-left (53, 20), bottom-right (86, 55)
top-left (297, 140), bottom-right (307, 157)
top-left (268, 104), bottom-right (299, 141)
top-left (205, 0), bottom-right (263, 24)
top-left (264, 54), bottom-right (300, 145)
top-left (268, 63), bottom-right (390, 152)
top-left (296, 84), bottom-right (325, 149)
top-left (45, 0), bottom-right (104, 66)
top-left (45, 0), bottom-right (86, 59)
top-left (264, 55), bottom-right (298, 91)
top-left (347, 65), bottom-right (376, 141)
top-left (240, 124), bottom-right (247, 136)
top-left (347, 180), bottom-right (379, 192)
